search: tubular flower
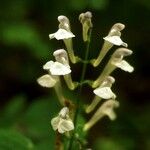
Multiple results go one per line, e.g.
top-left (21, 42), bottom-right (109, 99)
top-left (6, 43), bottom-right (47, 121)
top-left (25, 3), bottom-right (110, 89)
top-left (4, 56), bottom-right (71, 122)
top-left (53, 49), bottom-right (77, 90)
top-left (103, 23), bottom-right (127, 47)
top-left (92, 23), bottom-right (127, 67)
top-left (43, 49), bottom-right (71, 76)
top-left (93, 76), bottom-right (116, 99)
top-left (86, 76), bottom-right (116, 114)
top-left (111, 48), bottom-right (134, 72)
top-left (92, 48), bottom-right (134, 88)
top-left (84, 100), bottom-right (119, 131)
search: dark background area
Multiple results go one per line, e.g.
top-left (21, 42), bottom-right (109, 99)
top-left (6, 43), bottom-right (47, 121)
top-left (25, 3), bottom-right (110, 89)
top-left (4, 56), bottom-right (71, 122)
top-left (0, 0), bottom-right (150, 149)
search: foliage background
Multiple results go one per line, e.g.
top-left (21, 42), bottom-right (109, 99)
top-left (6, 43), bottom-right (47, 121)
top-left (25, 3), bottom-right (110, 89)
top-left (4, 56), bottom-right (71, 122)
top-left (0, 0), bottom-right (150, 149)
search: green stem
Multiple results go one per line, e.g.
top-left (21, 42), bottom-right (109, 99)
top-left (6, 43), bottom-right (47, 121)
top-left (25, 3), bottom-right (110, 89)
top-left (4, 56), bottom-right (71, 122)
top-left (68, 29), bottom-right (92, 150)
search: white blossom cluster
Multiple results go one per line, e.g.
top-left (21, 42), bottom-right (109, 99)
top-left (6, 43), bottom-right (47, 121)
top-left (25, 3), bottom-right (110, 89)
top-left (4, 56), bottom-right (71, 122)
top-left (37, 11), bottom-right (134, 134)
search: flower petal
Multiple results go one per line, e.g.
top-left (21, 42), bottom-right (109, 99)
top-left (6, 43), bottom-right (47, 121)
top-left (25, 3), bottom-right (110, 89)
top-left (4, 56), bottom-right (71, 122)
top-left (94, 87), bottom-right (116, 99)
top-left (43, 61), bottom-right (54, 70)
top-left (112, 60), bottom-right (134, 73)
top-left (51, 116), bottom-right (60, 131)
top-left (43, 61), bottom-right (71, 75)
top-left (102, 100), bottom-right (119, 120)
top-left (58, 119), bottom-right (74, 133)
top-left (37, 74), bottom-right (56, 88)
top-left (103, 36), bottom-right (127, 47)
top-left (49, 29), bottom-right (75, 40)
top-left (104, 109), bottom-right (117, 120)
top-left (49, 62), bottom-right (71, 75)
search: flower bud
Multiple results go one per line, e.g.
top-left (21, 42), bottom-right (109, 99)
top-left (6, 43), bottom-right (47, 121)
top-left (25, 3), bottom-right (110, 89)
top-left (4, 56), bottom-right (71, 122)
top-left (79, 11), bottom-right (93, 41)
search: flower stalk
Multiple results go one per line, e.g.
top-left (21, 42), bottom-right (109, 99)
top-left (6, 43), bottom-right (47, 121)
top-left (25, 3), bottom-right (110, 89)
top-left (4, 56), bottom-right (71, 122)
top-left (37, 12), bottom-right (134, 149)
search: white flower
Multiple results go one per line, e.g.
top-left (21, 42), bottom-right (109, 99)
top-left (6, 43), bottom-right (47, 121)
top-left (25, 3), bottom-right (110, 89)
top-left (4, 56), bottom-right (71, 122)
top-left (93, 76), bottom-right (116, 99)
top-left (103, 35), bottom-right (127, 47)
top-left (49, 29), bottom-right (75, 40)
top-left (100, 100), bottom-right (119, 120)
top-left (112, 60), bottom-right (134, 73)
top-left (43, 61), bottom-right (71, 75)
top-left (37, 74), bottom-right (57, 88)
top-left (111, 48), bottom-right (134, 73)
top-left (94, 87), bottom-right (116, 99)
top-left (103, 23), bottom-right (127, 47)
top-left (51, 107), bottom-right (74, 133)
top-left (84, 100), bottom-right (119, 131)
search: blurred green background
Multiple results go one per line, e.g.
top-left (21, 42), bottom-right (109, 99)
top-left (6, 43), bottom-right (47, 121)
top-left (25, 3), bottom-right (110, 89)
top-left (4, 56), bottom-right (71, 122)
top-left (0, 0), bottom-right (150, 149)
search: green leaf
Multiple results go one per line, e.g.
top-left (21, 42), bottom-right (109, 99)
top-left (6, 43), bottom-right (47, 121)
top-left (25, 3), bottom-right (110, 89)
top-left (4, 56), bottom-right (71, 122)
top-left (22, 97), bottom-right (59, 139)
top-left (0, 95), bottom-right (26, 127)
top-left (90, 0), bottom-right (108, 10)
top-left (94, 137), bottom-right (135, 150)
top-left (69, 0), bottom-right (87, 10)
top-left (1, 23), bottom-right (50, 59)
top-left (34, 139), bottom-right (55, 150)
top-left (0, 129), bottom-right (34, 150)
